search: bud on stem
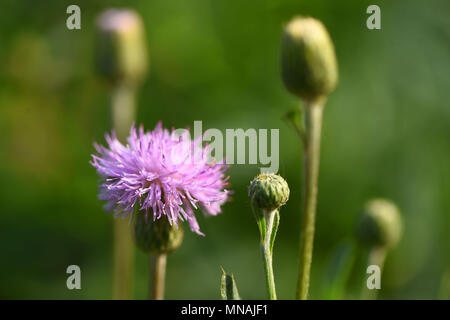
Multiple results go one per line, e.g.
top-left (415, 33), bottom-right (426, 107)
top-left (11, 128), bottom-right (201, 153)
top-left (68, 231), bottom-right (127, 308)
top-left (95, 9), bottom-right (149, 300)
top-left (134, 214), bottom-right (184, 255)
top-left (356, 199), bottom-right (403, 250)
top-left (356, 199), bottom-right (403, 300)
top-left (249, 174), bottom-right (290, 300)
top-left (134, 214), bottom-right (184, 300)
top-left (96, 9), bottom-right (149, 86)
top-left (280, 16), bottom-right (338, 300)
top-left (281, 16), bottom-right (338, 102)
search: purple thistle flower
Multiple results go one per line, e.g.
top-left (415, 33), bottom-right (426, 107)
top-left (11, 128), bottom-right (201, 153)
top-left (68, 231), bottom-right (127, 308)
top-left (91, 122), bottom-right (231, 236)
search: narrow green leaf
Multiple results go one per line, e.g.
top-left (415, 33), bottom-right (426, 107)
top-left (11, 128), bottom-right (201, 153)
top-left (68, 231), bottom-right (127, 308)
top-left (257, 215), bottom-right (267, 244)
top-left (322, 241), bottom-right (356, 299)
top-left (250, 194), bottom-right (266, 243)
top-left (284, 108), bottom-right (306, 145)
top-left (220, 267), bottom-right (241, 300)
top-left (269, 210), bottom-right (280, 256)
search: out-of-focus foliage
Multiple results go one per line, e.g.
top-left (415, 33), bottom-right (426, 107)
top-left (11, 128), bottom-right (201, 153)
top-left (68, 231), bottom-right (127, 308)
top-left (0, 0), bottom-right (449, 299)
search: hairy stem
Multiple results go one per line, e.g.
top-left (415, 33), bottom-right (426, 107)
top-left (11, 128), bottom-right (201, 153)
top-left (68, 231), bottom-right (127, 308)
top-left (296, 99), bottom-right (324, 300)
top-left (150, 254), bottom-right (167, 300)
top-left (112, 82), bottom-right (136, 300)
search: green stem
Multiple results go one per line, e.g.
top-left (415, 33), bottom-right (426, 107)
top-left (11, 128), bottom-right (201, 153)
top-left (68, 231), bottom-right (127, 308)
top-left (261, 210), bottom-right (277, 300)
top-left (150, 254), bottom-right (167, 300)
top-left (112, 82), bottom-right (136, 300)
top-left (296, 98), bottom-right (325, 300)
top-left (111, 83), bottom-right (137, 141)
top-left (362, 246), bottom-right (386, 300)
top-left (113, 220), bottom-right (134, 299)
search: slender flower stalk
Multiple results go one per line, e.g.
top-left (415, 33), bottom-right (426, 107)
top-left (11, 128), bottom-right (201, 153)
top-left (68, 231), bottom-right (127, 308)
top-left (111, 83), bottom-right (136, 300)
top-left (111, 83), bottom-right (137, 141)
top-left (296, 98), bottom-right (324, 300)
top-left (281, 16), bottom-right (338, 299)
top-left (249, 174), bottom-right (290, 300)
top-left (362, 246), bottom-right (386, 300)
top-left (95, 9), bottom-right (149, 299)
top-left (150, 254), bottom-right (167, 300)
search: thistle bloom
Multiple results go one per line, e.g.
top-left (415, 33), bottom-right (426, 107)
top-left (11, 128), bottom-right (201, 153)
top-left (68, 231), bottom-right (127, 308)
top-left (91, 123), bottom-right (230, 236)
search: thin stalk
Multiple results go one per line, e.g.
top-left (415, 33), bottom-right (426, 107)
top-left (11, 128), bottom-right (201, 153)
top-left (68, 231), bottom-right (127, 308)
top-left (112, 82), bottom-right (136, 300)
top-left (261, 210), bottom-right (277, 300)
top-left (296, 99), bottom-right (325, 300)
top-left (113, 221), bottom-right (134, 299)
top-left (362, 246), bottom-right (386, 300)
top-left (112, 83), bottom-right (136, 141)
top-left (150, 254), bottom-right (167, 300)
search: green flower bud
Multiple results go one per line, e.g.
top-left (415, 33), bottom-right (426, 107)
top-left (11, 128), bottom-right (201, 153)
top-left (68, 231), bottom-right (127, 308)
top-left (248, 173), bottom-right (290, 215)
top-left (281, 16), bottom-right (338, 101)
top-left (95, 9), bottom-right (149, 85)
top-left (134, 214), bottom-right (184, 255)
top-left (356, 199), bottom-right (403, 249)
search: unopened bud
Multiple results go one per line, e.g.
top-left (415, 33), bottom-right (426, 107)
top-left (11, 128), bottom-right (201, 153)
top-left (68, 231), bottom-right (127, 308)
top-left (356, 199), bottom-right (403, 249)
top-left (248, 173), bottom-right (290, 217)
top-left (134, 214), bottom-right (184, 255)
top-left (95, 9), bottom-right (149, 85)
top-left (281, 16), bottom-right (338, 101)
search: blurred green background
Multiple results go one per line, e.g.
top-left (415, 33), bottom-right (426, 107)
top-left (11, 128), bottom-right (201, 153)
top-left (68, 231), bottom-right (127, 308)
top-left (0, 0), bottom-right (449, 299)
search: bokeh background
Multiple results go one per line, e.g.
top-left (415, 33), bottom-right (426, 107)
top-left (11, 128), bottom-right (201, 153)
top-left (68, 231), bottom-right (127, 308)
top-left (0, 0), bottom-right (449, 299)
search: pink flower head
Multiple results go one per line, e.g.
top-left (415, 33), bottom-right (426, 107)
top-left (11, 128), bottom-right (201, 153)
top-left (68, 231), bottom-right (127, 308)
top-left (91, 123), bottom-right (230, 236)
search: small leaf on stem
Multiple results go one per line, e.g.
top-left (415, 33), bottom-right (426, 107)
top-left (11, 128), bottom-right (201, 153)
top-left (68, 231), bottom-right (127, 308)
top-left (284, 108), bottom-right (306, 145)
top-left (220, 267), bottom-right (241, 300)
top-left (269, 210), bottom-right (280, 256)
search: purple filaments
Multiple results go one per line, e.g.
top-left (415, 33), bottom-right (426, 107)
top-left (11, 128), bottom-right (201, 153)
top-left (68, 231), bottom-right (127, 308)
top-left (91, 123), bottom-right (230, 236)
